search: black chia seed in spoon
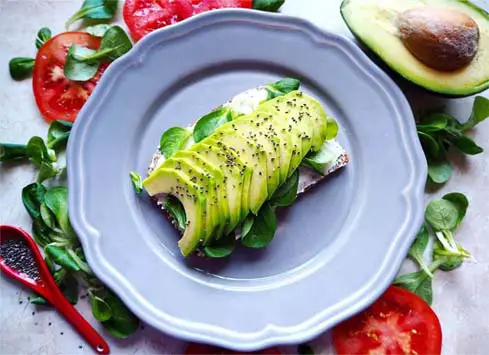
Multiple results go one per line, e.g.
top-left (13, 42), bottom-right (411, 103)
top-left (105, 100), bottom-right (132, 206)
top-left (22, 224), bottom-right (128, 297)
top-left (0, 239), bottom-right (40, 282)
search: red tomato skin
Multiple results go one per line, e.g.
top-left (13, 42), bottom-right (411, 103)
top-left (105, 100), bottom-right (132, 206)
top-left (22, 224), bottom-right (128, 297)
top-left (174, 0), bottom-right (196, 19)
top-left (32, 32), bottom-right (105, 123)
top-left (124, 0), bottom-right (253, 41)
top-left (217, 0), bottom-right (252, 8)
top-left (333, 286), bottom-right (442, 355)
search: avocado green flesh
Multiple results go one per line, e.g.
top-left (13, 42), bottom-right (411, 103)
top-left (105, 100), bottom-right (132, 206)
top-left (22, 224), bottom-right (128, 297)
top-left (189, 142), bottom-right (249, 235)
top-left (204, 137), bottom-right (254, 221)
top-left (159, 157), bottom-right (216, 243)
top-left (253, 108), bottom-right (302, 178)
top-left (142, 168), bottom-right (206, 256)
top-left (208, 130), bottom-right (268, 215)
top-left (218, 117), bottom-right (282, 195)
top-left (170, 152), bottom-right (228, 243)
top-left (172, 150), bottom-right (229, 241)
top-left (341, 0), bottom-right (489, 96)
top-left (258, 91), bottom-right (324, 153)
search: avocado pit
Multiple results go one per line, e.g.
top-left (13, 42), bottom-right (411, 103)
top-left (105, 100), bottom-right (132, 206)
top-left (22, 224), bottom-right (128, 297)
top-left (398, 7), bottom-right (479, 71)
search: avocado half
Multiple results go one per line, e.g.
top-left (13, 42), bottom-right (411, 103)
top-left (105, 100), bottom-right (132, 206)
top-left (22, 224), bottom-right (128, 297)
top-left (340, 0), bottom-right (489, 96)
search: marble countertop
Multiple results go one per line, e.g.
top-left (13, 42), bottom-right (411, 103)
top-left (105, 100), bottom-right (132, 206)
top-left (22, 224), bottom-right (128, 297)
top-left (1, 0), bottom-right (488, 353)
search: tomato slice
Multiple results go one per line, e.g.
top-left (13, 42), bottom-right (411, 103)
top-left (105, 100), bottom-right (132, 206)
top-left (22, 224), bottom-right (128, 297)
top-left (123, 0), bottom-right (253, 41)
top-left (33, 32), bottom-right (107, 123)
top-left (184, 343), bottom-right (281, 355)
top-left (333, 286), bottom-right (442, 355)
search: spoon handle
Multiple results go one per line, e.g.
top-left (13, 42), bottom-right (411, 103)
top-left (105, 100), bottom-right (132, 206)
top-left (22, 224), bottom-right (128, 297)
top-left (44, 286), bottom-right (110, 354)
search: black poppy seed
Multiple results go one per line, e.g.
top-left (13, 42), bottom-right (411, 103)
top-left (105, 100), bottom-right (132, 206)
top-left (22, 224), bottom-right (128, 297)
top-left (0, 239), bottom-right (40, 282)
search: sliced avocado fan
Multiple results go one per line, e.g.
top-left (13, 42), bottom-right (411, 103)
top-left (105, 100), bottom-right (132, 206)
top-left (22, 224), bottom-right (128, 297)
top-left (143, 91), bottom-right (330, 256)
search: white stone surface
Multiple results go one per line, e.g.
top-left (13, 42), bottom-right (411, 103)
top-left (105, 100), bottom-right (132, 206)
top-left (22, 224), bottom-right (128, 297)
top-left (0, 0), bottom-right (488, 354)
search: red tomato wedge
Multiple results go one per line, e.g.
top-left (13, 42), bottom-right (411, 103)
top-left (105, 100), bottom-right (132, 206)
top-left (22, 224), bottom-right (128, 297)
top-left (124, 0), bottom-right (253, 41)
top-left (185, 343), bottom-right (281, 355)
top-left (33, 32), bottom-right (108, 123)
top-left (333, 286), bottom-right (442, 355)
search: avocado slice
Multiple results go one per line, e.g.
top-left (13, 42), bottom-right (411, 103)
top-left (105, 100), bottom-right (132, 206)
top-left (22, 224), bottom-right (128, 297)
top-left (341, 0), bottom-right (489, 96)
top-left (160, 157), bottom-right (216, 243)
top-left (143, 168), bottom-right (206, 256)
top-left (204, 137), bottom-right (254, 219)
top-left (252, 108), bottom-right (305, 177)
top-left (218, 117), bottom-right (282, 195)
top-left (165, 153), bottom-right (225, 244)
top-left (259, 91), bottom-right (328, 153)
top-left (207, 130), bottom-right (268, 215)
top-left (172, 150), bottom-right (229, 241)
top-left (258, 93), bottom-right (313, 155)
top-left (190, 142), bottom-right (251, 235)
top-left (253, 109), bottom-right (297, 179)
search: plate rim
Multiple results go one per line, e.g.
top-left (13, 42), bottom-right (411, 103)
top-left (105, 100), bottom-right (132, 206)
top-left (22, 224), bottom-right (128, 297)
top-left (67, 9), bottom-right (427, 350)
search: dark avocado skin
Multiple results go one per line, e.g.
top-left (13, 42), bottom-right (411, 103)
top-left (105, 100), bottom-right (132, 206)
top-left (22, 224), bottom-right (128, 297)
top-left (340, 0), bottom-right (489, 97)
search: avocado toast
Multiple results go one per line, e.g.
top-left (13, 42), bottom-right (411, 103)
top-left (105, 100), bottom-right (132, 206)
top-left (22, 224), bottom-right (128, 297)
top-left (143, 79), bottom-right (349, 257)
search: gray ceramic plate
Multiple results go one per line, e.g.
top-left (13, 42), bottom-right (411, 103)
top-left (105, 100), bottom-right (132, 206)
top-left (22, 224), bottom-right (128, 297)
top-left (67, 10), bottom-right (426, 350)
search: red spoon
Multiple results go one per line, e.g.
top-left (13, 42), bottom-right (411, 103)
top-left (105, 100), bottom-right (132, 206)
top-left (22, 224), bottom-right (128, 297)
top-left (0, 225), bottom-right (110, 354)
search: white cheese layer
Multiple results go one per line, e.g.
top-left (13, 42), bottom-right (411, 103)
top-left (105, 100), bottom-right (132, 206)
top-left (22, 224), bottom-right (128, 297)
top-left (223, 87), bottom-right (269, 115)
